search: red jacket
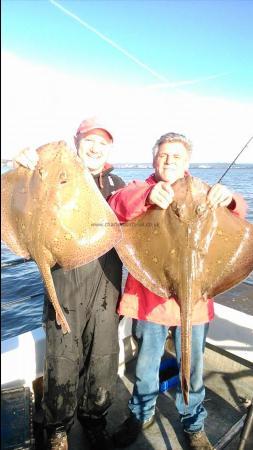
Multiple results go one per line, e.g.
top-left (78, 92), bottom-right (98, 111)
top-left (108, 174), bottom-right (247, 326)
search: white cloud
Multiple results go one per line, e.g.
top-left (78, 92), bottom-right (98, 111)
top-left (2, 51), bottom-right (253, 163)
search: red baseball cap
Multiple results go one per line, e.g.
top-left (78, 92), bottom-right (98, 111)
top-left (75, 117), bottom-right (113, 142)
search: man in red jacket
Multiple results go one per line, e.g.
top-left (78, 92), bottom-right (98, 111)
top-left (109, 132), bottom-right (247, 450)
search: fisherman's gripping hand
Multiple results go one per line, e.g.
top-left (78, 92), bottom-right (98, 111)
top-left (148, 181), bottom-right (174, 209)
top-left (13, 147), bottom-right (39, 171)
top-left (207, 183), bottom-right (233, 208)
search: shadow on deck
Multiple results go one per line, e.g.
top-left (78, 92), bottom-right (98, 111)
top-left (62, 345), bottom-right (253, 450)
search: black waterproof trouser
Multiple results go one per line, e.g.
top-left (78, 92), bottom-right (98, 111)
top-left (42, 249), bottom-right (122, 430)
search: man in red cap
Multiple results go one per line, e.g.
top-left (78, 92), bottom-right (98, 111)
top-left (14, 117), bottom-right (125, 450)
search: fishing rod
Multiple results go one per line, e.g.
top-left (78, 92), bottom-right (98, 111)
top-left (217, 136), bottom-right (253, 183)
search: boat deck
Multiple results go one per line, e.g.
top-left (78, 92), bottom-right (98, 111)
top-left (3, 280), bottom-right (253, 449)
top-left (3, 338), bottom-right (253, 450)
top-left (31, 280), bottom-right (253, 449)
top-left (53, 344), bottom-right (253, 450)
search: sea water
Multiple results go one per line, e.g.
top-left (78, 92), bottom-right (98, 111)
top-left (1, 164), bottom-right (253, 340)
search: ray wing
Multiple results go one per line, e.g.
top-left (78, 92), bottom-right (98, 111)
top-left (1, 169), bottom-right (31, 259)
top-left (202, 208), bottom-right (253, 296)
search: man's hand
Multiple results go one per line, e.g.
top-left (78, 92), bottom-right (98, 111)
top-left (148, 181), bottom-right (174, 209)
top-left (13, 147), bottom-right (39, 170)
top-left (207, 183), bottom-right (233, 208)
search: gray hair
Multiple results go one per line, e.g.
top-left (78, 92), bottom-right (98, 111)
top-left (152, 132), bottom-right (192, 158)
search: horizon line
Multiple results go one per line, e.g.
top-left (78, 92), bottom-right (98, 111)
top-left (1, 159), bottom-right (252, 165)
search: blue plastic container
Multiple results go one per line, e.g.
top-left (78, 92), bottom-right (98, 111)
top-left (159, 357), bottom-right (179, 393)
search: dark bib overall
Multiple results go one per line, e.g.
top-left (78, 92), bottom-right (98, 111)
top-left (42, 169), bottom-right (125, 430)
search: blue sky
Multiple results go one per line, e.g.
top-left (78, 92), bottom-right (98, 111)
top-left (2, 0), bottom-right (253, 162)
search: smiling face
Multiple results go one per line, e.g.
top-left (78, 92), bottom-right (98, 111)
top-left (154, 141), bottom-right (190, 184)
top-left (76, 129), bottom-right (112, 174)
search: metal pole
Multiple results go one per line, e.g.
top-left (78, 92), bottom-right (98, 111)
top-left (238, 399), bottom-right (253, 450)
top-left (214, 414), bottom-right (246, 449)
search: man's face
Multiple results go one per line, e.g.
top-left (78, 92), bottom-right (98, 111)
top-left (77, 129), bottom-right (112, 174)
top-left (154, 141), bottom-right (190, 184)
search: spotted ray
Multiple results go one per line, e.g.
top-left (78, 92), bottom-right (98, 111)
top-left (115, 176), bottom-right (253, 404)
top-left (1, 141), bottom-right (122, 334)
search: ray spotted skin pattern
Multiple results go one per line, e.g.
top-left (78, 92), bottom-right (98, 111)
top-left (2, 119), bottom-right (126, 450)
top-left (1, 141), bottom-right (121, 334)
top-left (109, 132), bottom-right (250, 449)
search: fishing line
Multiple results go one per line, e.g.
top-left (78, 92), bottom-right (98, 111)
top-left (217, 136), bottom-right (253, 183)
